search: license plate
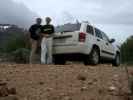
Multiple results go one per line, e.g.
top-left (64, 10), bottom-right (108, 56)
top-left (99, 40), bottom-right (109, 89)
top-left (55, 39), bottom-right (66, 43)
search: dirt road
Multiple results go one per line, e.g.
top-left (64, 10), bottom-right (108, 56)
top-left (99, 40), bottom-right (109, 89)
top-left (0, 64), bottom-right (132, 100)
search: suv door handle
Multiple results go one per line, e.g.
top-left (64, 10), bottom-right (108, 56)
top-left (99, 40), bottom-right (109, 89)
top-left (97, 39), bottom-right (100, 41)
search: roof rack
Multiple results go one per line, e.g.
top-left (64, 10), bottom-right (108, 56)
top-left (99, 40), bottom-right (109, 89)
top-left (82, 21), bottom-right (91, 24)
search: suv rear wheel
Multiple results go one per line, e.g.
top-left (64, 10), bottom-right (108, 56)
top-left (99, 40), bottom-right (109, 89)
top-left (84, 48), bottom-right (100, 65)
top-left (53, 55), bottom-right (66, 65)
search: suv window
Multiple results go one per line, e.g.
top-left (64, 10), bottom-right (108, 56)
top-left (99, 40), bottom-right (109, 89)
top-left (55, 23), bottom-right (81, 33)
top-left (95, 28), bottom-right (103, 39)
top-left (102, 32), bottom-right (109, 42)
top-left (87, 25), bottom-right (94, 35)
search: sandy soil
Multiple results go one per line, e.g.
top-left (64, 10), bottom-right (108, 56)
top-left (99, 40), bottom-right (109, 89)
top-left (0, 64), bottom-right (133, 100)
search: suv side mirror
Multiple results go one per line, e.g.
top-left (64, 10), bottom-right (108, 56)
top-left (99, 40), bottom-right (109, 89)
top-left (109, 39), bottom-right (115, 43)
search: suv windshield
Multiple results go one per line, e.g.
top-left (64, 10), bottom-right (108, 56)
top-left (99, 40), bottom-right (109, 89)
top-left (55, 23), bottom-right (81, 33)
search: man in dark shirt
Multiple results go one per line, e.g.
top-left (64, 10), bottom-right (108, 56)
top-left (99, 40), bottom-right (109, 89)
top-left (29, 18), bottom-right (42, 64)
top-left (41, 17), bottom-right (55, 64)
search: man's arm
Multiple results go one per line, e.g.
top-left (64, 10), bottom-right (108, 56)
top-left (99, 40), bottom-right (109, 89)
top-left (28, 26), bottom-right (33, 39)
top-left (52, 25), bottom-right (55, 33)
top-left (51, 25), bottom-right (55, 37)
top-left (41, 33), bottom-right (50, 37)
top-left (40, 26), bottom-right (48, 37)
top-left (29, 25), bottom-right (33, 34)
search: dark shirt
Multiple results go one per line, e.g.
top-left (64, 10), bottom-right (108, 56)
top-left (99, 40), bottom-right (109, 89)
top-left (41, 24), bottom-right (54, 35)
top-left (29, 24), bottom-right (42, 40)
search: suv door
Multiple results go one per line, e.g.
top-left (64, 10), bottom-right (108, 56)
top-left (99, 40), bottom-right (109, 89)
top-left (86, 25), bottom-right (95, 42)
top-left (101, 32), bottom-right (115, 59)
top-left (86, 25), bottom-right (96, 52)
top-left (95, 28), bottom-right (107, 58)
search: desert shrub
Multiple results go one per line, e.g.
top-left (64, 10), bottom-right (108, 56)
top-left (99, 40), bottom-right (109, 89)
top-left (11, 48), bottom-right (30, 63)
top-left (121, 36), bottom-right (133, 65)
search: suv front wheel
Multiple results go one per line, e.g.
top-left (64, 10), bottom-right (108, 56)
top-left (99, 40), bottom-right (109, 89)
top-left (112, 53), bottom-right (120, 67)
top-left (53, 55), bottom-right (66, 65)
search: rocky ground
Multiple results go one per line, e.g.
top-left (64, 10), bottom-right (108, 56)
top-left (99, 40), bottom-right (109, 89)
top-left (0, 64), bottom-right (133, 100)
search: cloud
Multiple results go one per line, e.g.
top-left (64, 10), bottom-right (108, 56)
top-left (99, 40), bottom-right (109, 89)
top-left (51, 0), bottom-right (133, 26)
top-left (77, 0), bottom-right (133, 25)
top-left (11, 0), bottom-right (133, 25)
top-left (0, 0), bottom-right (38, 28)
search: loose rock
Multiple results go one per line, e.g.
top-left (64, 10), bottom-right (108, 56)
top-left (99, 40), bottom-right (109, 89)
top-left (108, 86), bottom-right (117, 92)
top-left (0, 86), bottom-right (9, 97)
top-left (77, 74), bottom-right (87, 81)
top-left (80, 86), bottom-right (88, 91)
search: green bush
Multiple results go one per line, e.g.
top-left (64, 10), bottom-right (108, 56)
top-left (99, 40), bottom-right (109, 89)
top-left (121, 36), bottom-right (133, 65)
top-left (3, 33), bottom-right (30, 52)
top-left (0, 32), bottom-right (31, 63)
top-left (5, 37), bottom-right (25, 52)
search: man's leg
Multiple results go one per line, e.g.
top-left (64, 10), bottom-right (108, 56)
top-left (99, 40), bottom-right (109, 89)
top-left (29, 39), bottom-right (38, 64)
top-left (46, 37), bottom-right (53, 64)
top-left (36, 38), bottom-right (42, 63)
top-left (41, 37), bottom-right (47, 64)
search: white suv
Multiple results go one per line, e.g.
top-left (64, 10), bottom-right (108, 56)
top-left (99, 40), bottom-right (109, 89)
top-left (53, 22), bottom-right (120, 66)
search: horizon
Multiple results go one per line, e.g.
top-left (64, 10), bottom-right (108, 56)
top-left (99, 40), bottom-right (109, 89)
top-left (0, 0), bottom-right (133, 43)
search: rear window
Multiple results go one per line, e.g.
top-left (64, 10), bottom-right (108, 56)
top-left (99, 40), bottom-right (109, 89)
top-left (87, 25), bottom-right (94, 35)
top-left (55, 23), bottom-right (81, 33)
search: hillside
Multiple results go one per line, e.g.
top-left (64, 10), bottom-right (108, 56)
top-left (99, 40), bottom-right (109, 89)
top-left (0, 25), bottom-right (25, 46)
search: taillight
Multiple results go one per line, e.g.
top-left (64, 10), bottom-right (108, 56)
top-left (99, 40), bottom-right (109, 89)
top-left (79, 32), bottom-right (86, 42)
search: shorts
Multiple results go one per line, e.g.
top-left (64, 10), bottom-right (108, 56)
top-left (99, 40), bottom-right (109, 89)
top-left (31, 35), bottom-right (40, 40)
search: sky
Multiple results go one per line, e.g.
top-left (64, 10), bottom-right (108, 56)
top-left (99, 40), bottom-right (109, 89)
top-left (0, 0), bottom-right (133, 43)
